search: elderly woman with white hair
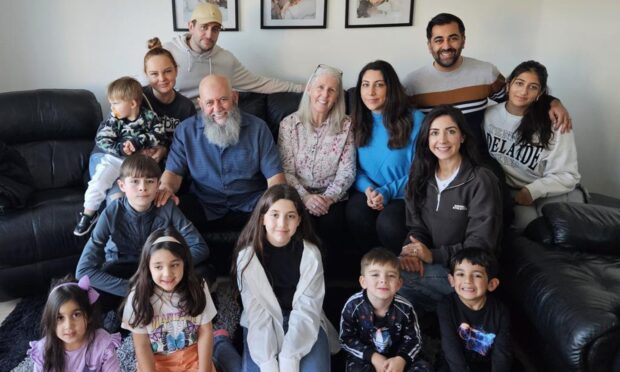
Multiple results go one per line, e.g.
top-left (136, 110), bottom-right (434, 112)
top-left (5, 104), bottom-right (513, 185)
top-left (278, 64), bottom-right (356, 255)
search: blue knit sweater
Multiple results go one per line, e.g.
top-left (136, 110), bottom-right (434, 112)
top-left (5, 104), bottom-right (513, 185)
top-left (354, 110), bottom-right (424, 202)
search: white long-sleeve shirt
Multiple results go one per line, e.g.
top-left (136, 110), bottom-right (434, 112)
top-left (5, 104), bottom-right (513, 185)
top-left (237, 240), bottom-right (339, 372)
top-left (483, 103), bottom-right (581, 201)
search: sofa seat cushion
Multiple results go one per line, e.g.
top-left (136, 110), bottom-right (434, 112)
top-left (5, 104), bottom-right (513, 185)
top-left (27, 188), bottom-right (84, 207)
top-left (510, 235), bottom-right (620, 369)
top-left (0, 187), bottom-right (87, 267)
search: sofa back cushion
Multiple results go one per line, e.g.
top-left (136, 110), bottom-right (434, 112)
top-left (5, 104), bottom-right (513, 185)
top-left (0, 89), bottom-right (101, 190)
top-left (525, 202), bottom-right (620, 255)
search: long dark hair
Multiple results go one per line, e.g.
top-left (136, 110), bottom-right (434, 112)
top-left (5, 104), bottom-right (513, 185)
top-left (508, 60), bottom-right (554, 149)
top-left (352, 60), bottom-right (413, 149)
top-left (40, 276), bottom-right (99, 372)
top-left (126, 227), bottom-right (206, 328)
top-left (231, 184), bottom-right (319, 291)
top-left (406, 105), bottom-right (480, 211)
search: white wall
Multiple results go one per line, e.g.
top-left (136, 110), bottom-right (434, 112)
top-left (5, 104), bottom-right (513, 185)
top-left (1, 0), bottom-right (618, 197)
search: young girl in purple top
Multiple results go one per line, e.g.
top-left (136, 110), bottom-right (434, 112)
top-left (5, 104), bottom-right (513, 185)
top-left (28, 275), bottom-right (121, 372)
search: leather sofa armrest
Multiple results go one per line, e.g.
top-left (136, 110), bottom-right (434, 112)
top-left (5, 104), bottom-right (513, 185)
top-left (527, 202), bottom-right (620, 255)
top-left (523, 217), bottom-right (553, 246)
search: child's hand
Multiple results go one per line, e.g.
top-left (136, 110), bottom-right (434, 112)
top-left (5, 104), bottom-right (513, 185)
top-left (143, 145), bottom-right (168, 163)
top-left (122, 140), bottom-right (136, 155)
top-left (383, 356), bottom-right (407, 372)
top-left (371, 352), bottom-right (388, 372)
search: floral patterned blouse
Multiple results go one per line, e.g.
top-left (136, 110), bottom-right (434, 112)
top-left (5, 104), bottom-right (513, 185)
top-left (278, 112), bottom-right (356, 202)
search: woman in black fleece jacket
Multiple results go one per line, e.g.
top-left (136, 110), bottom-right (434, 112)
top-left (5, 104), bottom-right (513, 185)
top-left (398, 105), bottom-right (502, 313)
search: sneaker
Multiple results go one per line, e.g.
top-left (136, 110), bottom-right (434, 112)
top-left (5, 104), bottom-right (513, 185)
top-left (74, 212), bottom-right (98, 236)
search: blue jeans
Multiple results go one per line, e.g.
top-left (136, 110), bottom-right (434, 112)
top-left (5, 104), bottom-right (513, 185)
top-left (242, 319), bottom-right (330, 372)
top-left (399, 263), bottom-right (453, 314)
top-left (213, 335), bottom-right (242, 372)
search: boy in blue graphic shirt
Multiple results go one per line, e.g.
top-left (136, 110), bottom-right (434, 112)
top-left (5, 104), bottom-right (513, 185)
top-left (437, 248), bottom-right (512, 371)
top-left (340, 248), bottom-right (429, 372)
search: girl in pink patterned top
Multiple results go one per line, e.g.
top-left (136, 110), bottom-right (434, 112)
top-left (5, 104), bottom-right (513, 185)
top-left (278, 64), bottom-right (356, 255)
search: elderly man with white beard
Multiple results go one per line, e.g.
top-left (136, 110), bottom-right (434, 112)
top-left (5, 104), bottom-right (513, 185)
top-left (156, 75), bottom-right (286, 233)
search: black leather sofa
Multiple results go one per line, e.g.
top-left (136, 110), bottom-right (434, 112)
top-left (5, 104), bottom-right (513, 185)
top-left (0, 89), bottom-right (101, 300)
top-left (503, 202), bottom-right (620, 371)
top-left (0, 89), bottom-right (358, 300)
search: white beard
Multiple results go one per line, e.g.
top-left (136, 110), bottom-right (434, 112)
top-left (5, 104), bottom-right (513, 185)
top-left (203, 107), bottom-right (241, 148)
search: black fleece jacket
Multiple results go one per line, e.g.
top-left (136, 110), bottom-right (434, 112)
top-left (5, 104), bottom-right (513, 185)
top-left (405, 157), bottom-right (502, 264)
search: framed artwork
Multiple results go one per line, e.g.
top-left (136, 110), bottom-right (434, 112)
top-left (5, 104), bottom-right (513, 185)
top-left (345, 0), bottom-right (414, 28)
top-left (261, 0), bottom-right (327, 29)
top-left (172, 0), bottom-right (239, 31)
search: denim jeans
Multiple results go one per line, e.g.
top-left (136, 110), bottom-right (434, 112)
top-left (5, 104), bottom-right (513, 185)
top-left (241, 317), bottom-right (330, 372)
top-left (213, 335), bottom-right (242, 372)
top-left (399, 263), bottom-right (453, 314)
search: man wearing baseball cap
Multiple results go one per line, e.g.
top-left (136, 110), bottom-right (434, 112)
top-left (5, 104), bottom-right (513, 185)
top-left (164, 3), bottom-right (303, 102)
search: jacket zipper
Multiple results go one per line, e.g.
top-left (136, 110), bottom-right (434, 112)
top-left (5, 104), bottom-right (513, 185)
top-left (432, 173), bottom-right (474, 212)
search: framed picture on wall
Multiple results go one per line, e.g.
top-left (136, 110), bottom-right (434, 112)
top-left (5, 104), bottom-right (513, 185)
top-left (345, 0), bottom-right (414, 28)
top-left (172, 0), bottom-right (238, 31)
top-left (261, 0), bottom-right (327, 29)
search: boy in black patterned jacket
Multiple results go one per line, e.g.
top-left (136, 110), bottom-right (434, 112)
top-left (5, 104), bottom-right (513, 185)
top-left (340, 248), bottom-right (429, 372)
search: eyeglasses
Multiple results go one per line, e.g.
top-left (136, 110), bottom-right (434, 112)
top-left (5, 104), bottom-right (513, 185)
top-left (315, 64), bottom-right (343, 77)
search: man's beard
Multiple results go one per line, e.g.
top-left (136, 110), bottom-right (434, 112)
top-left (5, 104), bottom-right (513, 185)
top-left (433, 47), bottom-right (462, 68)
top-left (203, 107), bottom-right (241, 148)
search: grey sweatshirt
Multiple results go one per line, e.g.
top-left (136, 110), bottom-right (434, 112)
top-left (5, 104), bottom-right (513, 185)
top-left (164, 34), bottom-right (303, 101)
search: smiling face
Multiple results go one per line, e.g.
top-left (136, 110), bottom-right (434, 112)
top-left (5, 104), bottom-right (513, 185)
top-left (448, 259), bottom-right (499, 310)
top-left (360, 262), bottom-right (402, 306)
top-left (149, 248), bottom-right (184, 292)
top-left (428, 114), bottom-right (464, 163)
top-left (360, 69), bottom-right (387, 113)
top-left (506, 71), bottom-right (543, 115)
top-left (198, 76), bottom-right (238, 126)
top-left (145, 54), bottom-right (177, 97)
top-left (262, 198), bottom-right (301, 247)
top-left (55, 300), bottom-right (88, 351)
top-left (427, 22), bottom-right (465, 71)
top-left (188, 21), bottom-right (221, 53)
top-left (118, 176), bottom-right (158, 212)
top-left (309, 73), bottom-right (339, 120)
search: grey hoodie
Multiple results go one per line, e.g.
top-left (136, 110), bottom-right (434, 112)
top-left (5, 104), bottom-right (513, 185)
top-left (164, 34), bottom-right (302, 101)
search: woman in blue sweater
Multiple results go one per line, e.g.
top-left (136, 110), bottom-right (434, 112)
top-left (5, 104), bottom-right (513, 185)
top-left (345, 60), bottom-right (424, 254)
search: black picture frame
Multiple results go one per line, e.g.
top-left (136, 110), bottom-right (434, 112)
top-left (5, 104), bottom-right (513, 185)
top-left (345, 0), bottom-right (413, 28)
top-left (172, 0), bottom-right (239, 31)
top-left (261, 0), bottom-right (327, 29)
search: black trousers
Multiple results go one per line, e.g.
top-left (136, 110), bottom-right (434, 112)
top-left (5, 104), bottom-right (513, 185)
top-left (345, 191), bottom-right (407, 255)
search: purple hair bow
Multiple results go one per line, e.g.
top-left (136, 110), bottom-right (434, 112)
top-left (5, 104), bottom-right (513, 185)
top-left (52, 275), bottom-right (100, 304)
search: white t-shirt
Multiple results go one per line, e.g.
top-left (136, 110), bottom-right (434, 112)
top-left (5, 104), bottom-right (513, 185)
top-left (122, 282), bottom-right (216, 354)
